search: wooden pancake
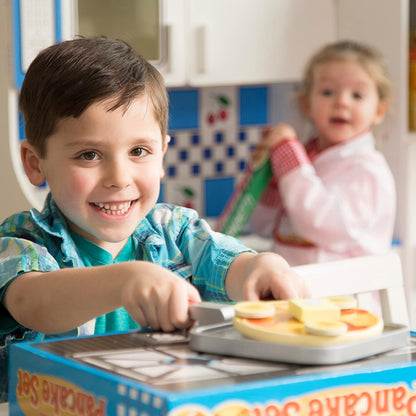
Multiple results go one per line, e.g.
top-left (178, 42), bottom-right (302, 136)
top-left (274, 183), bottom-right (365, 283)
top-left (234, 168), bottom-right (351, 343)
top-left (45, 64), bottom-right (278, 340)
top-left (233, 300), bottom-right (383, 346)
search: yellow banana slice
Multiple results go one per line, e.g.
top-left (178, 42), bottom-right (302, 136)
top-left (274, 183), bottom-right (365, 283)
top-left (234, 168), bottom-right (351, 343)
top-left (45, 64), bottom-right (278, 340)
top-left (304, 320), bottom-right (348, 337)
top-left (234, 301), bottom-right (275, 319)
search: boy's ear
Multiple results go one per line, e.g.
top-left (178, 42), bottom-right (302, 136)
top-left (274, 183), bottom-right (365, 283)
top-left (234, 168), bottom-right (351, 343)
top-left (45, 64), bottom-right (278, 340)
top-left (163, 135), bottom-right (171, 154)
top-left (373, 99), bottom-right (389, 126)
top-left (20, 141), bottom-right (46, 186)
top-left (159, 135), bottom-right (171, 179)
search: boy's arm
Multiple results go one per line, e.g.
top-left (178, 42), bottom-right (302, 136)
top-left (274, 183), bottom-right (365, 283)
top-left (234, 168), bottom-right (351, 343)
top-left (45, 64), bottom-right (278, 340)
top-left (3, 261), bottom-right (201, 334)
top-left (225, 252), bottom-right (310, 301)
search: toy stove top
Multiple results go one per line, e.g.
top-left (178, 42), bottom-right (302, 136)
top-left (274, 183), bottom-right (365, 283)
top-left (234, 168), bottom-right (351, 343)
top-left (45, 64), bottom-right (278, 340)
top-left (34, 329), bottom-right (416, 393)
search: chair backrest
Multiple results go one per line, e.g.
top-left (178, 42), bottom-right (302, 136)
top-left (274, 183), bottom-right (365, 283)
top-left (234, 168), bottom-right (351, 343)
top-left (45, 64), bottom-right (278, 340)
top-left (293, 252), bottom-right (409, 327)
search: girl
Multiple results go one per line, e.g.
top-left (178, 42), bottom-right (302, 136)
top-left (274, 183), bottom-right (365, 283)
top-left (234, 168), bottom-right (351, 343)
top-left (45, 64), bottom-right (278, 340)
top-left (249, 40), bottom-right (396, 266)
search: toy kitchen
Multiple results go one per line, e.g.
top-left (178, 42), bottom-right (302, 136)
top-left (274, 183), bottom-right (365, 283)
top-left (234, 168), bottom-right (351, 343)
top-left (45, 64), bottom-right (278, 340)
top-left (2, 1), bottom-right (416, 415)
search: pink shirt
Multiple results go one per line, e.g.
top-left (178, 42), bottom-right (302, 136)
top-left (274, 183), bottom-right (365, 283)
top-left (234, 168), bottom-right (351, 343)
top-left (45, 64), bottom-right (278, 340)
top-left (249, 132), bottom-right (396, 266)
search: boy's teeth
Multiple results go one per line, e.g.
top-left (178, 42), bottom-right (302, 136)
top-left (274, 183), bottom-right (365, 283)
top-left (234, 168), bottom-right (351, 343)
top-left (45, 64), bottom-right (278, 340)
top-left (95, 201), bottom-right (131, 215)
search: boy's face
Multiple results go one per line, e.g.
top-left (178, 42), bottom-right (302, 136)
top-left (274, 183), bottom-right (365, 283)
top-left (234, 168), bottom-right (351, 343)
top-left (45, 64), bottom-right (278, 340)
top-left (30, 95), bottom-right (167, 255)
top-left (305, 60), bottom-right (387, 150)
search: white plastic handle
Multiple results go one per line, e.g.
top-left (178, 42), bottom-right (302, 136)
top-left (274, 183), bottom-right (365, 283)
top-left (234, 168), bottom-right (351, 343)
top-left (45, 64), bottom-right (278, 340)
top-left (195, 25), bottom-right (205, 74)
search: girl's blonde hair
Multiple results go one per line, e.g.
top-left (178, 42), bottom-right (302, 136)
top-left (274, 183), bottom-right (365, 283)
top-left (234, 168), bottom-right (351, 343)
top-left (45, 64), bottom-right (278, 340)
top-left (300, 40), bottom-right (393, 103)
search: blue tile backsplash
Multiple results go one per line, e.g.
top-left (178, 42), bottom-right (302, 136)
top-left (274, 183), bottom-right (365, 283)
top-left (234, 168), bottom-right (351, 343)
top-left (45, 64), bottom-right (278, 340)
top-left (163, 86), bottom-right (270, 217)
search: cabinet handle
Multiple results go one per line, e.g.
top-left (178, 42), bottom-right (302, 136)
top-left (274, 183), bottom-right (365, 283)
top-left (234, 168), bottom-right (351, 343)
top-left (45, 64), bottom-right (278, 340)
top-left (160, 24), bottom-right (171, 73)
top-left (195, 26), bottom-right (205, 74)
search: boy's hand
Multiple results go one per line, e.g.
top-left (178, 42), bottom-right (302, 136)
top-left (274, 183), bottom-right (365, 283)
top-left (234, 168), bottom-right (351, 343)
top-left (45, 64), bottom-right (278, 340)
top-left (4, 262), bottom-right (201, 335)
top-left (243, 252), bottom-right (310, 300)
top-left (226, 252), bottom-right (310, 301)
top-left (120, 262), bottom-right (201, 332)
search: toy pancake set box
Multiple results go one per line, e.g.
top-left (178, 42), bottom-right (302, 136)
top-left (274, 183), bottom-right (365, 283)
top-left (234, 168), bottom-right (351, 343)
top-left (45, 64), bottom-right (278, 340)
top-left (8, 299), bottom-right (416, 416)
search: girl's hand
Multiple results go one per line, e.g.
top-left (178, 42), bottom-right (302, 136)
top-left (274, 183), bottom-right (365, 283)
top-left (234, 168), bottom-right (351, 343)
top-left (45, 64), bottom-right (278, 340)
top-left (120, 261), bottom-right (201, 332)
top-left (254, 123), bottom-right (297, 158)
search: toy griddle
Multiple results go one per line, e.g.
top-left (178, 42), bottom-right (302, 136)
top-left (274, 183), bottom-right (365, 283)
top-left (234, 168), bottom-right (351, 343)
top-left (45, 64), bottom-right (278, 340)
top-left (188, 301), bottom-right (409, 365)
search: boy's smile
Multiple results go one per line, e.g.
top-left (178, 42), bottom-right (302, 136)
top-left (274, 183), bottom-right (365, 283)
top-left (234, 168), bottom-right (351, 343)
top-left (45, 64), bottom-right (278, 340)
top-left (30, 95), bottom-right (167, 256)
top-left (92, 201), bottom-right (134, 216)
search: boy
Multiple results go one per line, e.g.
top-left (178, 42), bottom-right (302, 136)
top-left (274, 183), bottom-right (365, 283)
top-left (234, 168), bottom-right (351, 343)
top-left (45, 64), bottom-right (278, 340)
top-left (0, 37), bottom-right (309, 401)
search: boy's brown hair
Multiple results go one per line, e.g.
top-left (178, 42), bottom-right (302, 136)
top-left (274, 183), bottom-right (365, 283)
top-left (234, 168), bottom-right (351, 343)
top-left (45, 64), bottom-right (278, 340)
top-left (19, 37), bottom-right (168, 157)
top-left (300, 40), bottom-right (393, 104)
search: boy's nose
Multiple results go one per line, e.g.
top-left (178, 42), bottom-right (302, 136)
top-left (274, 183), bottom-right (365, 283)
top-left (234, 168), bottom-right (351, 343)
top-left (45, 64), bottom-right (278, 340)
top-left (103, 159), bottom-right (131, 189)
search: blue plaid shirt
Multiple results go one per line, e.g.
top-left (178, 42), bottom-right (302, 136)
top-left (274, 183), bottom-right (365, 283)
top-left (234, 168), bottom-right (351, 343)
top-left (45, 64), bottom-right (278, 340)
top-left (0, 194), bottom-right (253, 401)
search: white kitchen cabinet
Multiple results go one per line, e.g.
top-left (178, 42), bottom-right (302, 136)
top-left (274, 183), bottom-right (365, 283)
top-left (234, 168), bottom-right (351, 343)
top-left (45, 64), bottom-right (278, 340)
top-left (156, 0), bottom-right (187, 86)
top-left (158, 0), bottom-right (336, 87)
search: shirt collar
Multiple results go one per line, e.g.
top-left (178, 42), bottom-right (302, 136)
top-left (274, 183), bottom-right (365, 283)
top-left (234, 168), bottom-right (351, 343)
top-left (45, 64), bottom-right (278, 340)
top-left (308, 131), bottom-right (375, 160)
top-left (32, 194), bottom-right (165, 259)
top-left (29, 194), bottom-right (85, 268)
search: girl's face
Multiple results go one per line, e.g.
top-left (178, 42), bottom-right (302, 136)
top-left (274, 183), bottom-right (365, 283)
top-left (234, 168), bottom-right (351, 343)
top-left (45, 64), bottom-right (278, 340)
top-left (32, 95), bottom-right (167, 257)
top-left (305, 60), bottom-right (387, 151)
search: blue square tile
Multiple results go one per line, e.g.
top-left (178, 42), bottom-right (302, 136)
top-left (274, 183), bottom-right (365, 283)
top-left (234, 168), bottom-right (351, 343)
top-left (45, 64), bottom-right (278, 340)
top-left (168, 89), bottom-right (199, 130)
top-left (204, 177), bottom-right (235, 217)
top-left (239, 86), bottom-right (268, 126)
top-left (179, 150), bottom-right (188, 161)
top-left (203, 148), bottom-right (212, 159)
top-left (191, 164), bottom-right (200, 175)
top-left (215, 132), bottom-right (224, 143)
top-left (167, 166), bottom-right (176, 177)
top-left (215, 162), bottom-right (224, 173)
top-left (227, 146), bottom-right (235, 157)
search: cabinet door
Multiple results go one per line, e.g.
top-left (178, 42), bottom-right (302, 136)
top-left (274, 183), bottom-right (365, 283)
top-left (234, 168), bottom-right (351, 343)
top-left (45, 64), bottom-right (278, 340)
top-left (186, 0), bottom-right (336, 86)
top-left (156, 0), bottom-right (187, 86)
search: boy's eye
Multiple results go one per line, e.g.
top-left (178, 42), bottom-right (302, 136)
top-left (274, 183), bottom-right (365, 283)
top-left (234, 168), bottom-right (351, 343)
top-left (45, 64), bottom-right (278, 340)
top-left (79, 151), bottom-right (99, 161)
top-left (131, 147), bottom-right (149, 157)
top-left (353, 92), bottom-right (363, 100)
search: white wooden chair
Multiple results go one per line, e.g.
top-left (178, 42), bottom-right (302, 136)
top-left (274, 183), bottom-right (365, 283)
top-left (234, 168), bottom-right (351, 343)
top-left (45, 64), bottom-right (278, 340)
top-left (0, 403), bottom-right (7, 416)
top-left (293, 252), bottom-right (409, 327)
